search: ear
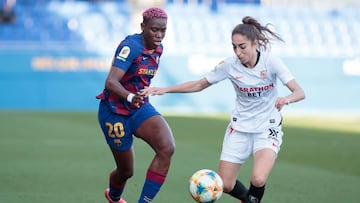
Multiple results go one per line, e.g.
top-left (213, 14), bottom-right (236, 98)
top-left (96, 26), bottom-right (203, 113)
top-left (252, 40), bottom-right (259, 48)
top-left (141, 22), bottom-right (145, 31)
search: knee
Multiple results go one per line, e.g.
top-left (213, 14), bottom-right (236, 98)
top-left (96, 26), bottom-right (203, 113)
top-left (115, 166), bottom-right (134, 179)
top-left (121, 170), bottom-right (134, 179)
top-left (218, 175), bottom-right (233, 193)
top-left (159, 143), bottom-right (175, 158)
top-left (222, 181), bottom-right (234, 193)
top-left (111, 168), bottom-right (134, 182)
top-left (251, 174), bottom-right (267, 187)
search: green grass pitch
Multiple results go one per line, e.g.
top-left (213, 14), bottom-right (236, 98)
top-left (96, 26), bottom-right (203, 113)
top-left (0, 111), bottom-right (359, 203)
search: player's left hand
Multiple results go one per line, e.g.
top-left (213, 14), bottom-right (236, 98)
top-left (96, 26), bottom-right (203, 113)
top-left (275, 97), bottom-right (289, 111)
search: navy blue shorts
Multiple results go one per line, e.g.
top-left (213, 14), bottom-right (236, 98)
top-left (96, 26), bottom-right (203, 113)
top-left (98, 101), bottom-right (160, 151)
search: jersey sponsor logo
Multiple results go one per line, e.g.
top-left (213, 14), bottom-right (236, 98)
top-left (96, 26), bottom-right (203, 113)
top-left (237, 83), bottom-right (274, 97)
top-left (117, 46), bottom-right (130, 61)
top-left (238, 83), bottom-right (274, 93)
top-left (138, 68), bottom-right (157, 76)
top-left (142, 56), bottom-right (148, 60)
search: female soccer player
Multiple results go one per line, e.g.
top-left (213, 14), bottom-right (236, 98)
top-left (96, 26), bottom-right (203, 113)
top-left (96, 7), bottom-right (174, 203)
top-left (142, 16), bottom-right (305, 203)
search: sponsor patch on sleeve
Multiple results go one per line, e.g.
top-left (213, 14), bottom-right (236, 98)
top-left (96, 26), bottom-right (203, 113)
top-left (116, 46), bottom-right (130, 61)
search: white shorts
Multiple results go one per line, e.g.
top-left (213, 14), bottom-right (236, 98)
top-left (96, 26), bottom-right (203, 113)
top-left (220, 124), bottom-right (283, 164)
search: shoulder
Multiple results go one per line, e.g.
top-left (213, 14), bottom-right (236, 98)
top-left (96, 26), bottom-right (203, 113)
top-left (224, 55), bottom-right (238, 64)
top-left (259, 50), bottom-right (284, 68)
top-left (115, 34), bottom-right (143, 59)
top-left (259, 51), bottom-right (291, 78)
top-left (216, 56), bottom-right (238, 69)
top-left (211, 57), bottom-right (230, 72)
top-left (119, 34), bottom-right (142, 49)
top-left (261, 50), bottom-right (283, 62)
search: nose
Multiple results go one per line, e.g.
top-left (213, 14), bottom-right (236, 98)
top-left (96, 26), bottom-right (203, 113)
top-left (234, 47), bottom-right (242, 57)
top-left (155, 31), bottom-right (165, 38)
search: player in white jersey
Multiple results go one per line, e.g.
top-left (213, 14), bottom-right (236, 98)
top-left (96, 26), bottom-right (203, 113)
top-left (142, 16), bottom-right (305, 203)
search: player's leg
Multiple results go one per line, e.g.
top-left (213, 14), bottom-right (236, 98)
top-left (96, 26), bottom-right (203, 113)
top-left (218, 160), bottom-right (248, 201)
top-left (133, 104), bottom-right (175, 203)
top-left (248, 149), bottom-right (276, 203)
top-left (248, 126), bottom-right (283, 203)
top-left (218, 125), bottom-right (252, 202)
top-left (106, 148), bottom-right (134, 203)
top-left (98, 101), bottom-right (134, 203)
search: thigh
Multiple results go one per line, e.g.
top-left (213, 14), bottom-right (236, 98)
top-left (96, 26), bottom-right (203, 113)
top-left (251, 126), bottom-right (283, 185)
top-left (218, 160), bottom-right (241, 192)
top-left (98, 101), bottom-right (134, 151)
top-left (131, 103), bottom-right (174, 150)
top-left (251, 148), bottom-right (276, 186)
top-left (135, 115), bottom-right (174, 151)
top-left (110, 147), bottom-right (135, 173)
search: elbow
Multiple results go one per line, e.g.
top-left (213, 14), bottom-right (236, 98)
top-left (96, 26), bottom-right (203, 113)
top-left (104, 80), bottom-right (111, 90)
top-left (194, 79), bottom-right (210, 92)
top-left (300, 89), bottom-right (306, 101)
top-left (105, 79), bottom-right (116, 92)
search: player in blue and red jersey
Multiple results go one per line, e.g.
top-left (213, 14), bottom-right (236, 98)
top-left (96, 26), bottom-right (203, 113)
top-left (96, 7), bottom-right (174, 203)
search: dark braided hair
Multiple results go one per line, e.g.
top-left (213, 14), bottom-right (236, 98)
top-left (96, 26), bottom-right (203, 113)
top-left (232, 16), bottom-right (283, 50)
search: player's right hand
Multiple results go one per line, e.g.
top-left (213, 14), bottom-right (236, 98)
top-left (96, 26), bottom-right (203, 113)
top-left (132, 93), bottom-right (144, 108)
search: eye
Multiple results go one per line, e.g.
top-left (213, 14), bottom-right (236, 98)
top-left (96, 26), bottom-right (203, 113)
top-left (151, 28), bottom-right (159, 32)
top-left (151, 27), bottom-right (166, 33)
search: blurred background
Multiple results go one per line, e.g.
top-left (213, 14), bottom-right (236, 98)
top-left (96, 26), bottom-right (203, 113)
top-left (0, 0), bottom-right (359, 116)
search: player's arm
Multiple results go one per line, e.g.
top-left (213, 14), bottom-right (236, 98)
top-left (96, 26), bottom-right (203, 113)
top-left (105, 66), bottom-right (143, 107)
top-left (143, 77), bottom-right (212, 96)
top-left (165, 77), bottom-right (211, 93)
top-left (275, 79), bottom-right (305, 110)
top-left (284, 79), bottom-right (305, 104)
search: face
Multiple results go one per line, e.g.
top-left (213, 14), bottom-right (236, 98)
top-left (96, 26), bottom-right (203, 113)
top-left (232, 34), bottom-right (258, 68)
top-left (141, 18), bottom-right (167, 50)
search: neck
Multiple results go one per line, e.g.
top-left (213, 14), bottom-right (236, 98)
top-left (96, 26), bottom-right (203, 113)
top-left (246, 50), bottom-right (260, 68)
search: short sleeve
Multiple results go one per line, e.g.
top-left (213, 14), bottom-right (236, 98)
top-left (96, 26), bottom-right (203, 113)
top-left (268, 54), bottom-right (294, 85)
top-left (206, 60), bottom-right (230, 84)
top-left (112, 39), bottom-right (139, 71)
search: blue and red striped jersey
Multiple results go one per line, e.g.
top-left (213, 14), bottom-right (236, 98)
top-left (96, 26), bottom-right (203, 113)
top-left (96, 33), bottom-right (163, 115)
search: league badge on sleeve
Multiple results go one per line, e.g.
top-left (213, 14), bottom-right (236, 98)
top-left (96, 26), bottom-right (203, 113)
top-left (117, 46), bottom-right (130, 61)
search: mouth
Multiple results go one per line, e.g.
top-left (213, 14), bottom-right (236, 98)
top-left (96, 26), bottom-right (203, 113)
top-left (153, 40), bottom-right (161, 46)
top-left (238, 57), bottom-right (245, 62)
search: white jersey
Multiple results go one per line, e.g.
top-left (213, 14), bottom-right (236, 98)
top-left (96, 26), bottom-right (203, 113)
top-left (206, 51), bottom-right (294, 133)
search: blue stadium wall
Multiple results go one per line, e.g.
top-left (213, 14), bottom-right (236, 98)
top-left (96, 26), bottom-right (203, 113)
top-left (1, 50), bottom-right (359, 115)
top-left (0, 1), bottom-right (359, 115)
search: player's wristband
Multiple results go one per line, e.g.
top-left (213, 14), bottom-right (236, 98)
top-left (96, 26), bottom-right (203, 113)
top-left (127, 93), bottom-right (135, 103)
top-left (286, 99), bottom-right (290, 105)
